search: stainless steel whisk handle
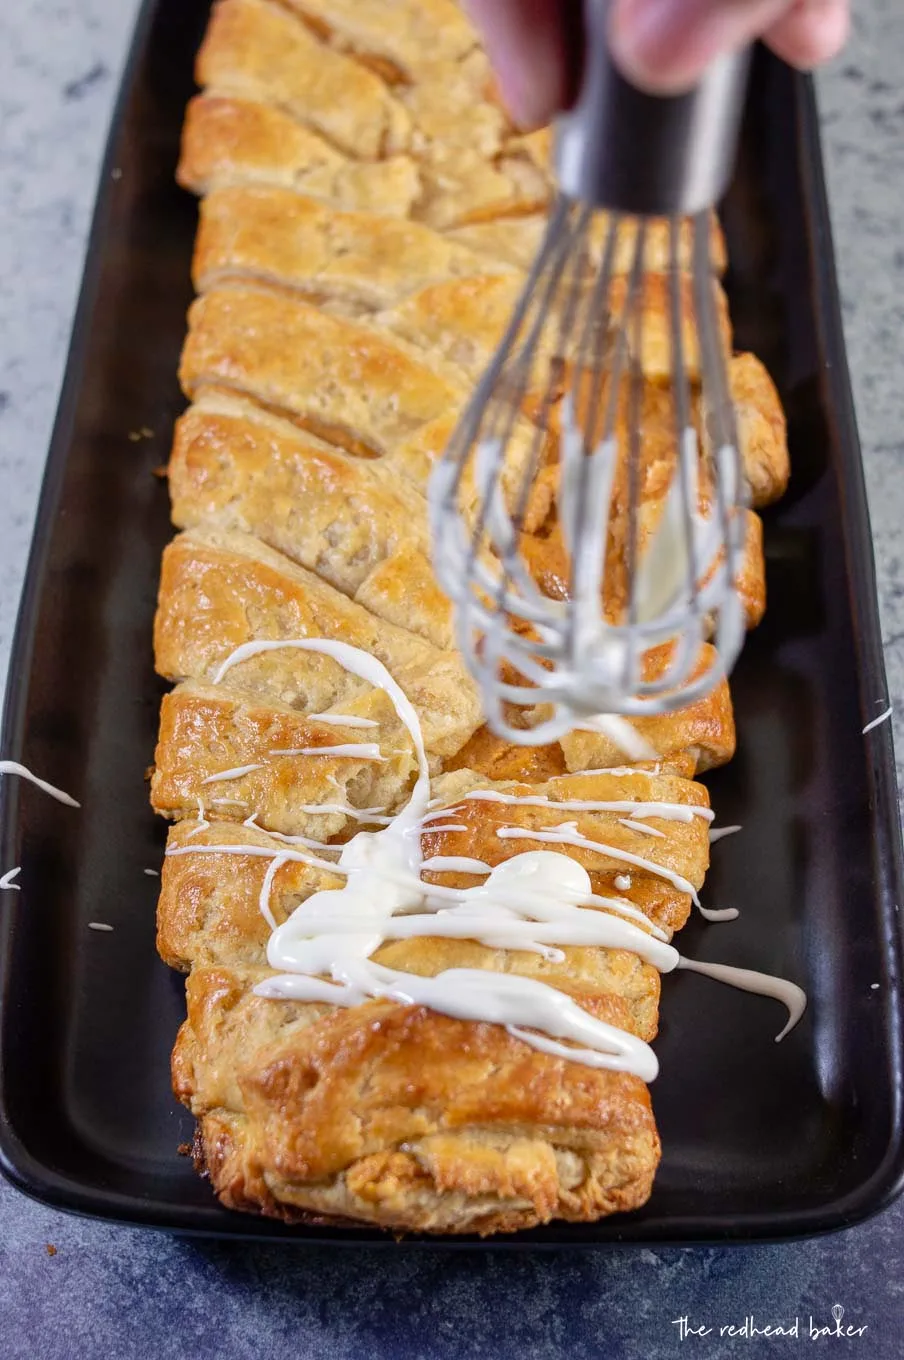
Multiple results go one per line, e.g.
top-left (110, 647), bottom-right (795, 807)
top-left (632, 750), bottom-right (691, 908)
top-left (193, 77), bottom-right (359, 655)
top-left (555, 0), bottom-right (750, 216)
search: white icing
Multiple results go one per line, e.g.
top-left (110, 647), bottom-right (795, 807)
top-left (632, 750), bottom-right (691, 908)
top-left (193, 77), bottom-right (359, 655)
top-left (143, 868), bottom-right (159, 877)
top-left (88, 922), bottom-right (114, 932)
top-left (494, 821), bottom-right (700, 903)
top-left (677, 957), bottom-right (806, 1041)
top-left (455, 788), bottom-right (713, 823)
top-left (863, 706), bottom-right (892, 734)
top-left (307, 713), bottom-right (380, 729)
top-left (0, 761), bottom-right (79, 808)
top-left (0, 866), bottom-right (21, 891)
top-left (618, 818), bottom-right (666, 838)
top-left (697, 904), bottom-right (740, 923)
top-left (709, 824), bottom-right (742, 843)
top-left (174, 638), bottom-right (808, 1077)
top-left (614, 874), bottom-right (631, 891)
top-left (185, 800), bottom-right (210, 839)
top-left (420, 855), bottom-right (495, 874)
top-left (572, 714), bottom-right (656, 762)
top-left (258, 853), bottom-right (290, 931)
top-left (259, 962), bottom-right (659, 1080)
top-left (200, 764), bottom-right (263, 785)
top-left (263, 828), bottom-right (335, 851)
top-left (271, 744), bottom-right (385, 760)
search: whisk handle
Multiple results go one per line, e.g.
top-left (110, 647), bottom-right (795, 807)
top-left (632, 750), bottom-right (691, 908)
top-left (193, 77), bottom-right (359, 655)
top-left (555, 0), bottom-right (750, 216)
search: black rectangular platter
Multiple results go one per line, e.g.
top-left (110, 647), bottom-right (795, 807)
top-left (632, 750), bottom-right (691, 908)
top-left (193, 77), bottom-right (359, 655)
top-left (0, 0), bottom-right (902, 1245)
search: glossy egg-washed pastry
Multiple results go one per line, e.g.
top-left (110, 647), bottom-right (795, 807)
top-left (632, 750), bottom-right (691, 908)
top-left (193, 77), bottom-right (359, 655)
top-left (154, 0), bottom-right (790, 1235)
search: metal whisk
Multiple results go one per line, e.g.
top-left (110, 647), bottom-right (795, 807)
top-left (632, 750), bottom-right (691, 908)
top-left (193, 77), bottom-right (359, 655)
top-left (429, 0), bottom-right (752, 748)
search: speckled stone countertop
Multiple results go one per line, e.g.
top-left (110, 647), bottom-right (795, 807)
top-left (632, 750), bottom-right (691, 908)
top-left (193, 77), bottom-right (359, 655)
top-left (1, 2), bottom-right (903, 1356)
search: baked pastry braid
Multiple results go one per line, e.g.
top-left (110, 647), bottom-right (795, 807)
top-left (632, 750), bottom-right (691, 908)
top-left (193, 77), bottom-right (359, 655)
top-left (196, 0), bottom-right (550, 228)
top-left (155, 0), bottom-right (792, 1236)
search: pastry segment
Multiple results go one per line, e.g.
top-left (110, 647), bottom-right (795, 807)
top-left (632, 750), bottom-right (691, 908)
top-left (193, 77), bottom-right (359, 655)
top-left (178, 96), bottom-right (422, 215)
top-left (196, 0), bottom-right (411, 158)
top-left (154, 529), bottom-right (483, 759)
top-left (192, 187), bottom-right (513, 308)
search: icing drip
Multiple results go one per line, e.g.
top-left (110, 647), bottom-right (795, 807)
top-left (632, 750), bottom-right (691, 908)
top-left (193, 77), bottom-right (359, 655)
top-left (677, 957), bottom-right (806, 1040)
top-left (455, 788), bottom-right (713, 823)
top-left (494, 821), bottom-right (700, 902)
top-left (420, 855), bottom-right (495, 875)
top-left (306, 713), bottom-right (380, 728)
top-left (185, 801), bottom-right (210, 839)
top-left (0, 761), bottom-right (79, 808)
top-left (618, 818), bottom-right (666, 838)
top-left (271, 744), bottom-right (385, 760)
top-left (0, 867), bottom-right (21, 891)
top-left (200, 764), bottom-right (263, 785)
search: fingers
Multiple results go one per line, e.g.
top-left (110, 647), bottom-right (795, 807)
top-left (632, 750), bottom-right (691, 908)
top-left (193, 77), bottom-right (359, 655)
top-left (462, 0), bottom-right (583, 126)
top-left (466, 0), bottom-right (850, 121)
top-left (609, 0), bottom-right (791, 93)
top-left (763, 0), bottom-right (849, 69)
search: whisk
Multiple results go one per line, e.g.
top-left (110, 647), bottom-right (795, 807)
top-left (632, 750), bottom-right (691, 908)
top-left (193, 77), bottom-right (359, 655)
top-left (429, 0), bottom-right (752, 748)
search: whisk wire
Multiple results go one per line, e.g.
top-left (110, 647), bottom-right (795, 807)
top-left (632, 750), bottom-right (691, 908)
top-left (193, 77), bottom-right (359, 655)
top-left (429, 191), bottom-right (750, 746)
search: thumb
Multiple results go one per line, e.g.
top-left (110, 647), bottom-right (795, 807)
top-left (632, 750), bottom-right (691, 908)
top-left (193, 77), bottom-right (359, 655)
top-left (462, 0), bottom-right (583, 126)
top-left (608, 0), bottom-right (790, 94)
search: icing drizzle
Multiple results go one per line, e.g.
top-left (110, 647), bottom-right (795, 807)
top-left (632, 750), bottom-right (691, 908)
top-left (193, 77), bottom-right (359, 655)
top-left (172, 640), bottom-right (808, 1076)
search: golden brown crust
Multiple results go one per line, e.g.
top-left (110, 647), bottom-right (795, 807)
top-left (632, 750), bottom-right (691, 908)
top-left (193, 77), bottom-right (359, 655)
top-left (180, 287), bottom-right (468, 464)
top-left (279, 0), bottom-right (478, 80)
top-left (178, 96), bottom-right (422, 215)
top-left (168, 391), bottom-right (432, 596)
top-left (196, 0), bottom-right (411, 158)
top-left (727, 352), bottom-right (790, 507)
top-left (192, 187), bottom-right (512, 309)
top-left (189, 1022), bottom-right (660, 1235)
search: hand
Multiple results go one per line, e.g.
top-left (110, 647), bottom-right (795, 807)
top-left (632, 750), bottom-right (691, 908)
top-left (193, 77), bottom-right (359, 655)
top-left (465, 0), bottom-right (849, 125)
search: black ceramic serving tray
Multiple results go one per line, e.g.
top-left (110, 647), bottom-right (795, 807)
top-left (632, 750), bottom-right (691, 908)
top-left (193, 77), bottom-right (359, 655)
top-left (0, 0), bottom-right (902, 1247)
